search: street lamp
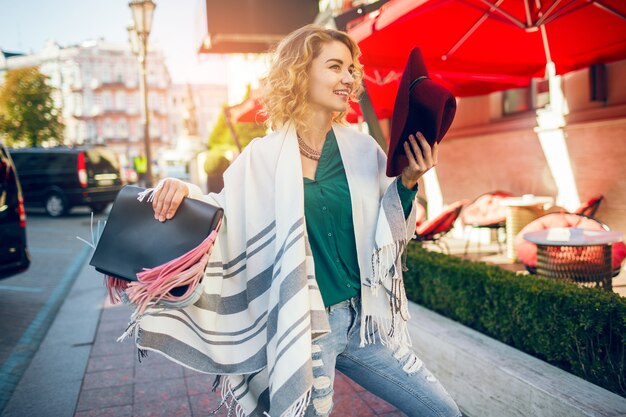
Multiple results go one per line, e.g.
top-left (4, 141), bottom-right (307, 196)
top-left (128, 0), bottom-right (156, 187)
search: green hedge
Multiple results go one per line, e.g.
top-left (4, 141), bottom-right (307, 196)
top-left (404, 243), bottom-right (626, 397)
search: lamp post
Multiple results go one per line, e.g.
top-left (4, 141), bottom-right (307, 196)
top-left (128, 0), bottom-right (156, 187)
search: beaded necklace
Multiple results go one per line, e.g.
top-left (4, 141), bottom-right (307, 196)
top-left (297, 135), bottom-right (322, 161)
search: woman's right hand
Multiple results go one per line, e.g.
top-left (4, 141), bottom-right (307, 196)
top-left (152, 178), bottom-right (190, 222)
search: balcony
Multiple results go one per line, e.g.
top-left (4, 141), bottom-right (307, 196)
top-left (90, 78), bottom-right (135, 91)
top-left (100, 108), bottom-right (126, 116)
top-left (69, 82), bottom-right (83, 92)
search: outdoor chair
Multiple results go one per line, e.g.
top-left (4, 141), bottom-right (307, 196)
top-left (414, 200), bottom-right (465, 254)
top-left (544, 195), bottom-right (604, 218)
top-left (461, 191), bottom-right (513, 255)
top-left (514, 212), bottom-right (626, 279)
top-left (574, 195), bottom-right (604, 217)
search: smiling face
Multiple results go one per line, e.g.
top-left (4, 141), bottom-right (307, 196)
top-left (307, 40), bottom-right (356, 116)
top-left (263, 25), bottom-right (364, 133)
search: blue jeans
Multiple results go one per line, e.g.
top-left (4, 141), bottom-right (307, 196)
top-left (304, 296), bottom-right (462, 417)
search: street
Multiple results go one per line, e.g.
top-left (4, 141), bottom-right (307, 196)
top-left (0, 206), bottom-right (109, 412)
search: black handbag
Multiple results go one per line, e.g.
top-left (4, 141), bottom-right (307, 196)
top-left (89, 185), bottom-right (223, 311)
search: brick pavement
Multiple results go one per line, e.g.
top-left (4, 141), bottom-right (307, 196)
top-left (74, 301), bottom-right (405, 417)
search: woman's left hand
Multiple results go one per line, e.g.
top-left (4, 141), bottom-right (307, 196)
top-left (400, 132), bottom-right (438, 189)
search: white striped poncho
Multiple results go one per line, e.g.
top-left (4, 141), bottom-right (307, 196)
top-left (130, 122), bottom-right (417, 416)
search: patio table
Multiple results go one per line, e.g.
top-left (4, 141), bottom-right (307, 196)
top-left (523, 228), bottom-right (624, 290)
top-left (501, 195), bottom-right (554, 260)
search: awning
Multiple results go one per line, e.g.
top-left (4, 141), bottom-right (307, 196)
top-left (198, 0), bottom-right (319, 54)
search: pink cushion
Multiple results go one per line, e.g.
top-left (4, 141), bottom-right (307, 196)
top-left (614, 243), bottom-right (626, 269)
top-left (515, 213), bottom-right (626, 270)
top-left (461, 192), bottom-right (512, 227)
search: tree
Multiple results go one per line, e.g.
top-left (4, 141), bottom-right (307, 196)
top-left (0, 67), bottom-right (64, 147)
top-left (205, 101), bottom-right (266, 174)
top-left (203, 105), bottom-right (266, 191)
top-left (207, 84), bottom-right (266, 153)
top-left (207, 107), bottom-right (267, 153)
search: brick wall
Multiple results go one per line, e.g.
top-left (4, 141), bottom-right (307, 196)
top-left (433, 59), bottom-right (626, 233)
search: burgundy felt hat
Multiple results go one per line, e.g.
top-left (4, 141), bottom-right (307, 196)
top-left (386, 47), bottom-right (457, 177)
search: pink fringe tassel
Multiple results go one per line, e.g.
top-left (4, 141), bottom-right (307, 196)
top-left (125, 227), bottom-right (220, 314)
top-left (106, 276), bottom-right (130, 303)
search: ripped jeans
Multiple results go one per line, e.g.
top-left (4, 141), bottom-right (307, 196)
top-left (304, 296), bottom-right (462, 417)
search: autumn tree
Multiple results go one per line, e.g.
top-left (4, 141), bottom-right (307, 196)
top-left (0, 66), bottom-right (64, 147)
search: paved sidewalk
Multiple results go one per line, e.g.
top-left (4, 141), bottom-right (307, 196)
top-left (75, 300), bottom-right (405, 417)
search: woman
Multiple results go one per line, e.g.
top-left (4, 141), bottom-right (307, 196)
top-left (145, 25), bottom-right (461, 417)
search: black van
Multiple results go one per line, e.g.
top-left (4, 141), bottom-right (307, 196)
top-left (9, 147), bottom-right (123, 217)
top-left (0, 138), bottom-right (30, 279)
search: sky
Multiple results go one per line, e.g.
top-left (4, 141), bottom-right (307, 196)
top-left (0, 0), bottom-right (229, 85)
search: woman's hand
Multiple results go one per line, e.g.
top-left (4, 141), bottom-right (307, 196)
top-left (401, 132), bottom-right (439, 189)
top-left (152, 178), bottom-right (190, 222)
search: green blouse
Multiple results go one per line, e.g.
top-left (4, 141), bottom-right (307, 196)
top-left (303, 129), bottom-right (417, 306)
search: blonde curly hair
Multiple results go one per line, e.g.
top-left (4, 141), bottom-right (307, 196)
top-left (262, 24), bottom-right (364, 134)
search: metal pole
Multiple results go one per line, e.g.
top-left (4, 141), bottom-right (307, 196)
top-left (139, 36), bottom-right (153, 187)
top-left (333, 4), bottom-right (389, 154)
top-left (223, 108), bottom-right (242, 152)
top-left (359, 87), bottom-right (387, 153)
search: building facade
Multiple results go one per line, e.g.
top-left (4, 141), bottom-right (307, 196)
top-left (1, 39), bottom-right (172, 167)
top-left (168, 83), bottom-right (228, 143)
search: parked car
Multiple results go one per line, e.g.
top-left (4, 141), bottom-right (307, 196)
top-left (9, 147), bottom-right (123, 217)
top-left (0, 138), bottom-right (30, 279)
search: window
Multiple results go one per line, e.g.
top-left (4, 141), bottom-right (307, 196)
top-left (502, 87), bottom-right (531, 115)
top-left (93, 92), bottom-right (101, 114)
top-left (73, 65), bottom-right (81, 85)
top-left (150, 121), bottom-right (159, 137)
top-left (85, 149), bottom-right (121, 171)
top-left (77, 122), bottom-right (86, 142)
top-left (148, 68), bottom-right (157, 85)
top-left (104, 118), bottom-right (114, 137)
top-left (114, 63), bottom-right (124, 82)
top-left (102, 91), bottom-right (113, 111)
top-left (129, 120), bottom-right (138, 141)
top-left (532, 79), bottom-right (550, 109)
top-left (74, 94), bottom-right (83, 115)
top-left (126, 64), bottom-right (138, 86)
top-left (118, 119), bottom-right (128, 137)
top-left (101, 64), bottom-right (111, 83)
top-left (87, 122), bottom-right (96, 140)
top-left (149, 92), bottom-right (158, 112)
top-left (82, 63), bottom-right (91, 81)
top-left (65, 94), bottom-right (75, 114)
top-left (115, 91), bottom-right (126, 110)
top-left (83, 91), bottom-right (92, 111)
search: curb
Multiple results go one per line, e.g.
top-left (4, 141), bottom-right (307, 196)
top-left (1, 249), bottom-right (105, 417)
top-left (408, 303), bottom-right (626, 417)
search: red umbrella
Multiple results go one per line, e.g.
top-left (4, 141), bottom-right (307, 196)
top-left (349, 0), bottom-right (626, 96)
top-left (347, 63), bottom-right (530, 121)
top-left (347, 66), bottom-right (403, 121)
top-left (226, 93), bottom-right (267, 124)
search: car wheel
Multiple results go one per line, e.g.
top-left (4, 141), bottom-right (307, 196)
top-left (89, 202), bottom-right (109, 214)
top-left (45, 192), bottom-right (68, 217)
